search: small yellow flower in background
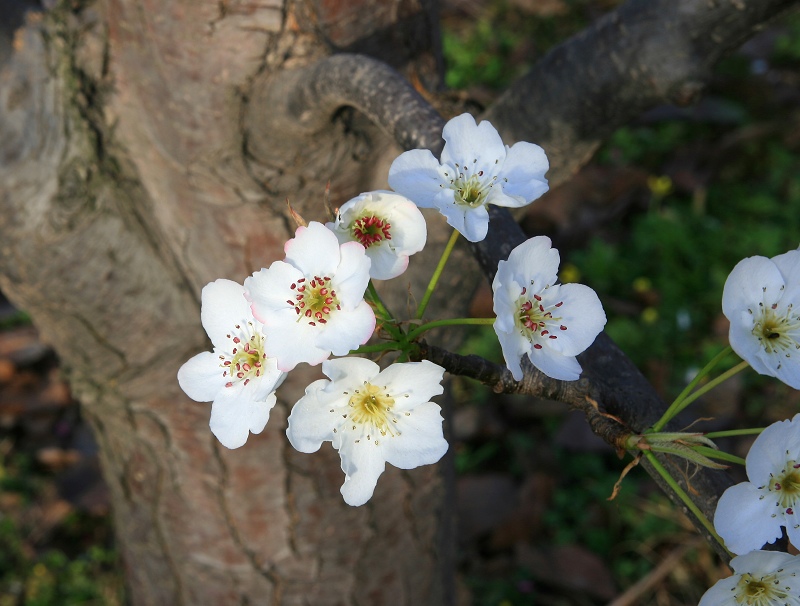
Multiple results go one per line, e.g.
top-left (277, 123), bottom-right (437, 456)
top-left (646, 175), bottom-right (672, 197)
top-left (632, 276), bottom-right (652, 293)
top-left (641, 307), bottom-right (659, 324)
top-left (559, 262), bottom-right (581, 283)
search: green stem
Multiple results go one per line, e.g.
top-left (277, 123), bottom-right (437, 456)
top-left (691, 446), bottom-right (746, 466)
top-left (642, 451), bottom-right (731, 555)
top-left (667, 360), bottom-right (749, 418)
top-left (704, 428), bottom-right (765, 439)
top-left (652, 347), bottom-right (731, 432)
top-left (406, 317), bottom-right (494, 341)
top-left (366, 281), bottom-right (402, 341)
top-left (415, 229), bottom-right (460, 320)
top-left (350, 342), bottom-right (402, 355)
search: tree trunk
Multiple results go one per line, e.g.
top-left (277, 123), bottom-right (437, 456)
top-left (0, 1), bottom-right (453, 604)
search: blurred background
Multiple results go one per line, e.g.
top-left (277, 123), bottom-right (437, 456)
top-left (3, 0), bottom-right (800, 603)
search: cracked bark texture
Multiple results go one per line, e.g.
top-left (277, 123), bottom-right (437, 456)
top-left (1, 0), bottom-right (798, 604)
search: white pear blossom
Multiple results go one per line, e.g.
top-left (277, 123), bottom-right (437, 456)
top-left (492, 236), bottom-right (606, 381)
top-left (388, 113), bottom-right (549, 242)
top-left (699, 550), bottom-right (800, 606)
top-left (245, 222), bottom-right (375, 372)
top-left (286, 358), bottom-right (448, 506)
top-left (326, 190), bottom-right (427, 280)
top-left (714, 413), bottom-right (800, 555)
top-left (177, 279), bottom-right (286, 449)
top-left (722, 249), bottom-right (800, 388)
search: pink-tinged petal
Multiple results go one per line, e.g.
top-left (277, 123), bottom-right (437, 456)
top-left (286, 379), bottom-right (337, 453)
top-left (178, 351), bottom-right (224, 402)
top-left (264, 319), bottom-right (331, 371)
top-left (378, 360), bottom-right (445, 410)
top-left (382, 195), bottom-right (427, 253)
top-left (388, 149), bottom-right (447, 208)
top-left (441, 113), bottom-right (506, 169)
top-left (505, 236), bottom-right (559, 287)
top-left (499, 141), bottom-right (549, 201)
top-left (367, 243), bottom-right (410, 280)
top-left (284, 222), bottom-right (341, 276)
top-left (332, 241), bottom-right (371, 306)
top-left (772, 249), bottom-right (800, 303)
top-left (200, 279), bottom-right (254, 350)
top-left (528, 347), bottom-right (583, 381)
top-left (338, 439), bottom-right (387, 506)
top-left (248, 393), bottom-right (277, 435)
top-left (208, 381), bottom-right (255, 449)
top-left (722, 256), bottom-right (785, 318)
top-left (382, 402), bottom-right (448, 469)
top-left (244, 262), bottom-right (301, 322)
top-left (714, 482), bottom-right (783, 555)
top-left (543, 283), bottom-right (606, 356)
top-left (315, 302), bottom-right (376, 356)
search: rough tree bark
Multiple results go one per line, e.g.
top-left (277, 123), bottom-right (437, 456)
top-left (0, 0), bottom-right (796, 604)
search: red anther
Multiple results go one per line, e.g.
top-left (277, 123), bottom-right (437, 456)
top-left (286, 299), bottom-right (294, 306)
top-left (295, 308), bottom-right (301, 315)
top-left (244, 379), bottom-right (250, 386)
top-left (236, 363), bottom-right (241, 371)
top-left (254, 362), bottom-right (262, 367)
top-left (788, 508), bottom-right (795, 515)
top-left (478, 170), bottom-right (484, 176)
top-left (534, 294), bottom-right (542, 301)
top-left (236, 372), bottom-right (244, 379)
top-left (233, 337), bottom-right (241, 344)
top-left (290, 283), bottom-right (296, 289)
top-left (322, 306), bottom-right (330, 314)
top-left (336, 305), bottom-right (342, 310)
top-left (319, 318), bottom-right (327, 324)
top-left (309, 321), bottom-right (316, 326)
top-left (325, 297), bottom-right (334, 305)
top-left (555, 302), bottom-right (563, 307)
top-left (243, 343), bottom-right (250, 352)
top-left (541, 330), bottom-right (549, 336)
top-left (305, 309), bottom-right (312, 317)
top-left (298, 278), bottom-right (305, 283)
top-left (533, 344), bottom-right (543, 349)
top-left (310, 280), bottom-right (316, 288)
top-left (773, 303), bottom-right (778, 309)
top-left (315, 312), bottom-right (323, 320)
top-left (296, 294), bottom-right (303, 300)
top-left (539, 305), bottom-right (545, 312)
top-left (224, 361), bottom-right (231, 366)
top-left (560, 325), bottom-right (567, 330)
top-left (225, 382), bottom-right (234, 388)
top-left (297, 285), bottom-right (305, 292)
top-left (795, 463), bottom-right (800, 468)
top-left (232, 348), bottom-right (237, 354)
top-left (549, 335), bottom-right (557, 339)
top-left (226, 334), bottom-right (231, 338)
top-left (521, 287), bottom-right (527, 295)
top-left (298, 302), bottom-right (305, 308)
top-left (235, 324), bottom-right (240, 329)
top-left (256, 369), bottom-right (260, 376)
top-left (775, 482), bottom-right (782, 490)
top-left (320, 288), bottom-right (328, 296)
top-left (242, 363), bottom-right (251, 371)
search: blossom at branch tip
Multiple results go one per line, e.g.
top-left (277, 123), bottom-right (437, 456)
top-left (722, 249), bottom-right (800, 388)
top-left (286, 358), bottom-right (448, 506)
top-left (492, 236), bottom-right (606, 381)
top-left (698, 550), bottom-right (800, 606)
top-left (714, 413), bottom-right (800, 555)
top-left (326, 190), bottom-right (427, 280)
top-left (177, 279), bottom-right (286, 449)
top-left (387, 113), bottom-right (549, 242)
top-left (244, 222), bottom-right (375, 372)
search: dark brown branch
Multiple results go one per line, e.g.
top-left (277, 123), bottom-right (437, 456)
top-left (484, 0), bottom-right (799, 186)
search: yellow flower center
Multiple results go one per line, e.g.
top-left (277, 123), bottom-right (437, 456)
top-left (734, 572), bottom-right (789, 605)
top-left (288, 276), bottom-right (341, 327)
top-left (219, 323), bottom-right (267, 388)
top-left (349, 383), bottom-right (395, 433)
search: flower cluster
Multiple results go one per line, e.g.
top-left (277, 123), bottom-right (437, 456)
top-left (178, 114), bottom-right (611, 507)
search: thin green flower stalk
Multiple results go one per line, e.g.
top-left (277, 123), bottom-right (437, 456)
top-left (704, 427), bottom-right (765, 439)
top-left (415, 229), bottom-right (460, 320)
top-left (652, 347), bottom-right (731, 432)
top-left (364, 281), bottom-right (403, 342)
top-left (691, 446), bottom-right (746, 466)
top-left (661, 360), bottom-right (749, 423)
top-left (642, 450), bottom-right (731, 555)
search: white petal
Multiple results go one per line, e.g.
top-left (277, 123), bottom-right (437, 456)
top-left (746, 416), bottom-right (800, 484)
top-left (284, 222), bottom-right (341, 276)
top-left (367, 243), bottom-right (410, 280)
top-left (441, 113), bottom-right (506, 169)
top-left (495, 326), bottom-right (528, 381)
top-left (528, 347), bottom-right (583, 381)
top-left (200, 279), bottom-right (254, 350)
top-left (178, 351), bottom-right (224, 402)
top-left (697, 574), bottom-right (741, 606)
top-left (771, 249), bottom-right (800, 304)
top-left (491, 274), bottom-right (521, 334)
top-left (714, 482), bottom-right (783, 555)
top-left (315, 302), bottom-right (376, 356)
top-left (244, 262), bottom-right (300, 322)
top-left (208, 382), bottom-right (256, 449)
top-left (381, 194), bottom-right (428, 254)
top-left (286, 379), bottom-right (337, 453)
top-left (249, 358), bottom-right (285, 401)
top-left (248, 393), bottom-right (277, 435)
top-left (388, 149), bottom-right (447, 208)
top-left (485, 187), bottom-right (530, 209)
top-left (460, 204), bottom-right (491, 242)
top-left (505, 236), bottom-right (559, 287)
top-left (499, 141), bottom-right (549, 202)
top-left (265, 317), bottom-right (331, 371)
top-left (728, 309), bottom-right (771, 375)
top-left (377, 360), bottom-right (445, 410)
top-left (382, 402), bottom-right (448, 469)
top-left (544, 283), bottom-right (606, 356)
top-left (338, 439), bottom-right (387, 506)
top-left (722, 256), bottom-right (785, 318)
top-left (321, 357), bottom-right (379, 384)
top-left (332, 241), bottom-right (371, 306)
